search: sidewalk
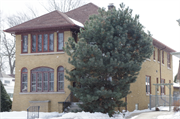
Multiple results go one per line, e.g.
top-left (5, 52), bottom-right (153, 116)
top-left (125, 111), bottom-right (174, 119)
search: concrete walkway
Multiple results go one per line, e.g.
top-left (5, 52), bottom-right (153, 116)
top-left (125, 111), bottom-right (174, 119)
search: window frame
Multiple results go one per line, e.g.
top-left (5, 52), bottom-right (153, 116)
top-left (156, 78), bottom-right (159, 91)
top-left (21, 34), bottom-right (28, 53)
top-left (162, 51), bottom-right (164, 64)
top-left (31, 32), bottom-right (54, 53)
top-left (57, 66), bottom-right (64, 92)
top-left (57, 32), bottom-right (64, 51)
top-left (160, 79), bottom-right (165, 95)
top-left (167, 53), bottom-right (171, 68)
top-left (30, 67), bottom-right (54, 92)
top-left (145, 75), bottom-right (151, 94)
top-left (153, 47), bottom-right (155, 60)
top-left (158, 49), bottom-right (160, 62)
top-left (21, 67), bottom-right (28, 92)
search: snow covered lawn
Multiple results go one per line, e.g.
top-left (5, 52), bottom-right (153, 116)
top-left (0, 107), bottom-right (179, 119)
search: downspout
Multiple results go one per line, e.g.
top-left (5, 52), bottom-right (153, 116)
top-left (159, 46), bottom-right (169, 104)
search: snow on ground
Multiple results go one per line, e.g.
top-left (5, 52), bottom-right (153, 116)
top-left (0, 111), bottom-right (63, 119)
top-left (0, 107), bottom-right (179, 119)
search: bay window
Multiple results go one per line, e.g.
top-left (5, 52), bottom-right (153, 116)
top-left (31, 67), bottom-right (54, 92)
top-left (31, 33), bottom-right (54, 53)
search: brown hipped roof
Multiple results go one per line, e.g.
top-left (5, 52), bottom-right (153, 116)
top-left (153, 38), bottom-right (176, 52)
top-left (65, 3), bottom-right (99, 24)
top-left (4, 10), bottom-right (81, 34)
top-left (4, 3), bottom-right (176, 53)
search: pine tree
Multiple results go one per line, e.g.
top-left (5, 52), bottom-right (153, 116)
top-left (65, 3), bottom-right (153, 116)
top-left (0, 80), bottom-right (12, 112)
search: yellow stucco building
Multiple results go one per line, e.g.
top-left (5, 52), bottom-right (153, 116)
top-left (4, 3), bottom-right (175, 112)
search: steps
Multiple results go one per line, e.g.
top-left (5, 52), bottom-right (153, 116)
top-left (64, 102), bottom-right (82, 112)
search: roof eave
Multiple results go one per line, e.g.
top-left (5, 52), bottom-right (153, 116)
top-left (4, 24), bottom-right (81, 34)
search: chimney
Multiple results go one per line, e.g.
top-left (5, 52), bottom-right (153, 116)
top-left (108, 3), bottom-right (115, 10)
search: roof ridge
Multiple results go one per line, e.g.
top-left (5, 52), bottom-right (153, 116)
top-left (65, 2), bottom-right (99, 14)
top-left (56, 10), bottom-right (75, 25)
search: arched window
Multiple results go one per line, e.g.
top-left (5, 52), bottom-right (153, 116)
top-left (31, 67), bottom-right (54, 92)
top-left (21, 68), bottom-right (28, 92)
top-left (57, 66), bottom-right (64, 91)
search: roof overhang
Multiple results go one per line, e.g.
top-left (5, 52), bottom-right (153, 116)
top-left (171, 52), bottom-right (180, 58)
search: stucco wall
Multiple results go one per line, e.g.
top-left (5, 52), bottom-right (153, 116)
top-left (12, 31), bottom-right (73, 112)
top-left (126, 47), bottom-right (174, 111)
top-left (12, 32), bottom-right (174, 112)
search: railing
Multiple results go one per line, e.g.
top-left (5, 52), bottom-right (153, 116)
top-left (27, 106), bottom-right (40, 119)
top-left (63, 92), bottom-right (73, 112)
top-left (149, 95), bottom-right (180, 110)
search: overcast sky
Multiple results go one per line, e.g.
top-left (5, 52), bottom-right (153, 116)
top-left (1, 0), bottom-right (180, 77)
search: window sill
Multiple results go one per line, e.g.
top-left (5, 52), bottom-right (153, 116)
top-left (168, 67), bottom-right (171, 70)
top-left (146, 93), bottom-right (151, 96)
top-left (19, 91), bottom-right (65, 94)
top-left (20, 52), bottom-right (65, 56)
top-left (146, 59), bottom-right (151, 61)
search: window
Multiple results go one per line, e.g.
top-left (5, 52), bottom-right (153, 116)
top-left (158, 49), bottom-right (160, 62)
top-left (57, 33), bottom-right (64, 51)
top-left (162, 51), bottom-right (164, 64)
top-left (5, 80), bottom-right (10, 84)
top-left (153, 47), bottom-right (155, 60)
top-left (72, 32), bottom-right (77, 43)
top-left (156, 78), bottom-right (159, 91)
top-left (57, 66), bottom-right (64, 91)
top-left (167, 53), bottom-right (171, 68)
top-left (22, 35), bottom-right (28, 53)
top-left (146, 76), bottom-right (151, 94)
top-left (31, 67), bottom-right (54, 92)
top-left (21, 68), bottom-right (28, 92)
top-left (161, 79), bottom-right (165, 95)
top-left (31, 33), bottom-right (54, 53)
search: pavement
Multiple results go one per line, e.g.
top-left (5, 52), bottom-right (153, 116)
top-left (125, 111), bottom-right (174, 119)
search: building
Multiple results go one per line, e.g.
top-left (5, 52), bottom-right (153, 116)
top-left (4, 3), bottom-right (175, 112)
top-left (0, 72), bottom-right (15, 100)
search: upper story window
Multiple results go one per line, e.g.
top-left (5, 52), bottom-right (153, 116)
top-left (153, 47), bottom-right (155, 60)
top-left (146, 76), bottom-right (151, 94)
top-left (57, 66), bottom-right (64, 91)
top-left (31, 67), bottom-right (54, 92)
top-left (162, 51), bottom-right (164, 64)
top-left (31, 33), bottom-right (54, 53)
top-left (21, 68), bottom-right (28, 92)
top-left (22, 35), bottom-right (28, 53)
top-left (57, 33), bottom-right (64, 51)
top-left (167, 53), bottom-right (171, 68)
top-left (158, 49), bottom-right (160, 62)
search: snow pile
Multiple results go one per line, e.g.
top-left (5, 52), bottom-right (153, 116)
top-left (157, 112), bottom-right (180, 119)
top-left (0, 111), bottom-right (63, 119)
top-left (40, 111), bottom-right (124, 119)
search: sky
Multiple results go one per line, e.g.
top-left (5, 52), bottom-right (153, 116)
top-left (0, 0), bottom-right (180, 77)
